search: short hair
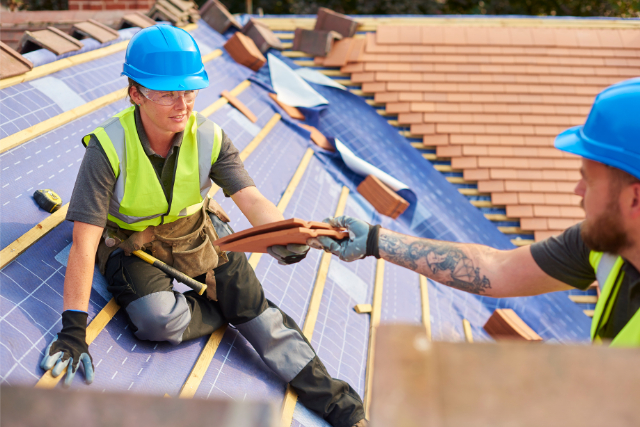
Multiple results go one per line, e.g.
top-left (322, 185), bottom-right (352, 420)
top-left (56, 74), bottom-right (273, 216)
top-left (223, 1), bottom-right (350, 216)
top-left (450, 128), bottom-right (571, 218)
top-left (127, 78), bottom-right (144, 106)
top-left (609, 165), bottom-right (640, 190)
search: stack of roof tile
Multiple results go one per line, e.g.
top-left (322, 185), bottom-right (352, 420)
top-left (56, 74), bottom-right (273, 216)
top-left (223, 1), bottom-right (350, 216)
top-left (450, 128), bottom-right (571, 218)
top-left (198, 0), bottom-right (241, 34)
top-left (148, 0), bottom-right (200, 27)
top-left (292, 8), bottom-right (360, 58)
top-left (314, 7), bottom-right (360, 38)
top-left (242, 18), bottom-right (283, 53)
top-left (224, 32), bottom-right (266, 71)
top-left (118, 12), bottom-right (157, 30)
top-left (357, 175), bottom-right (409, 219)
top-left (292, 28), bottom-right (342, 57)
top-left (72, 19), bottom-right (119, 43)
top-left (342, 25), bottom-right (640, 240)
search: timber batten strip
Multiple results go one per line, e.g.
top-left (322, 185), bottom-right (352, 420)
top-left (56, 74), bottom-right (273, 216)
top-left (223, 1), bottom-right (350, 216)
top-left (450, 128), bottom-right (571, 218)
top-left (281, 186), bottom-right (350, 427)
top-left (419, 275), bottom-right (432, 342)
top-left (363, 258), bottom-right (384, 420)
top-left (463, 319), bottom-right (474, 343)
top-left (0, 204), bottom-right (69, 270)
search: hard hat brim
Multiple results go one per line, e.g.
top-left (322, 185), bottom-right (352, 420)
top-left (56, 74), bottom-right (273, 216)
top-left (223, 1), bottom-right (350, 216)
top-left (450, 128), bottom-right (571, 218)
top-left (555, 125), bottom-right (640, 180)
top-left (122, 68), bottom-right (209, 91)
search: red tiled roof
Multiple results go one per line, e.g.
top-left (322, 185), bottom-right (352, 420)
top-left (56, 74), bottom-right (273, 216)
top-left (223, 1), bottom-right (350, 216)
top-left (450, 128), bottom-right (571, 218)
top-left (338, 24), bottom-right (640, 241)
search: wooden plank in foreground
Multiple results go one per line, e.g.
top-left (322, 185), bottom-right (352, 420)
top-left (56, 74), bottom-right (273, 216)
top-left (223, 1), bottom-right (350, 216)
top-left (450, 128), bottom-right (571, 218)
top-left (370, 324), bottom-right (640, 427)
top-left (3, 385), bottom-right (278, 427)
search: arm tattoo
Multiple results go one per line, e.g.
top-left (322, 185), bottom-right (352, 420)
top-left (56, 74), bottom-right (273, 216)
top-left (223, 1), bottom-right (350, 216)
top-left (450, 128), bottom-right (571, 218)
top-left (380, 232), bottom-right (491, 295)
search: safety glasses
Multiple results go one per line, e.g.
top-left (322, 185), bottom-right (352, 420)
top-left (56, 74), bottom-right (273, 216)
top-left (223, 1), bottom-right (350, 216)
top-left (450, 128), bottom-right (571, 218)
top-left (139, 87), bottom-right (199, 106)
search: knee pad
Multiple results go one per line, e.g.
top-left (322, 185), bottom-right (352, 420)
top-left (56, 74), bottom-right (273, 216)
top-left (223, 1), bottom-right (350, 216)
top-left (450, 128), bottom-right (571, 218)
top-left (125, 291), bottom-right (191, 345)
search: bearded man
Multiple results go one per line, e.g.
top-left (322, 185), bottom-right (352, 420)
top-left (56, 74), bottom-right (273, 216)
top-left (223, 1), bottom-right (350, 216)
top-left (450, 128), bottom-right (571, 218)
top-left (309, 78), bottom-right (640, 347)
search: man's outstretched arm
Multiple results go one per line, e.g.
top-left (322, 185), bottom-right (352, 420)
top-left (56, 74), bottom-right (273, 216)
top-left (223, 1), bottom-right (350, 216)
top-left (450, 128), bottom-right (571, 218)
top-left (310, 216), bottom-right (573, 298)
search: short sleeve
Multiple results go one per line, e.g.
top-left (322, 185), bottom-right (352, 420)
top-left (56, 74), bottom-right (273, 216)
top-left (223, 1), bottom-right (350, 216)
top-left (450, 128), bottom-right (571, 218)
top-left (530, 222), bottom-right (596, 290)
top-left (66, 135), bottom-right (116, 228)
top-left (209, 130), bottom-right (255, 197)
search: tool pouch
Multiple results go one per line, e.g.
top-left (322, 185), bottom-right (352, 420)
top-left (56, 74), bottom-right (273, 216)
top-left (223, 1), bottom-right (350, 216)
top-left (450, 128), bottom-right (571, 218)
top-left (151, 203), bottom-right (228, 278)
top-left (96, 202), bottom-right (230, 292)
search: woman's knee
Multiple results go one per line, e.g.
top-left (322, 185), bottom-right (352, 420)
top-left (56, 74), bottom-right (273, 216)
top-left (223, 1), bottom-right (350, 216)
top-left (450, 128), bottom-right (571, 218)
top-left (125, 291), bottom-right (191, 345)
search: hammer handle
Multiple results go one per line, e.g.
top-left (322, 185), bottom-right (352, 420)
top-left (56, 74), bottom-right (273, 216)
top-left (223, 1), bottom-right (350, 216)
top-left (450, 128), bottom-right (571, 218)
top-left (133, 250), bottom-right (207, 295)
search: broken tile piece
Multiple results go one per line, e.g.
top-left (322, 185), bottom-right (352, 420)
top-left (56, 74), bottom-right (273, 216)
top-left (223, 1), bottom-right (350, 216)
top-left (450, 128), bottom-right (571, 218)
top-left (292, 28), bottom-right (342, 57)
top-left (357, 175), bottom-right (409, 219)
top-left (242, 19), bottom-right (283, 53)
top-left (324, 37), bottom-right (355, 67)
top-left (483, 308), bottom-right (543, 341)
top-left (221, 90), bottom-right (257, 123)
top-left (199, 0), bottom-right (241, 34)
top-left (213, 219), bottom-right (337, 248)
top-left (18, 27), bottom-right (83, 55)
top-left (268, 93), bottom-right (305, 120)
top-left (224, 32), bottom-right (266, 71)
top-left (314, 7), bottom-right (360, 38)
top-left (0, 41), bottom-right (33, 79)
top-left (216, 227), bottom-right (349, 253)
top-left (118, 12), bottom-right (157, 30)
top-left (299, 124), bottom-right (334, 151)
top-left (72, 20), bottom-right (119, 44)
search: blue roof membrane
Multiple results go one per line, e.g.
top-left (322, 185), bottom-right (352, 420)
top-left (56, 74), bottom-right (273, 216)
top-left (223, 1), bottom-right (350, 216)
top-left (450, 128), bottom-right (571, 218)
top-left (0, 18), bottom-right (591, 427)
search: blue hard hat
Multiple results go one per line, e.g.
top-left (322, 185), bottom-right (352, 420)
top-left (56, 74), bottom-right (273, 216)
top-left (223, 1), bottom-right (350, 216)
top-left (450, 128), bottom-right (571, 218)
top-left (555, 77), bottom-right (640, 180)
top-left (122, 25), bottom-right (209, 91)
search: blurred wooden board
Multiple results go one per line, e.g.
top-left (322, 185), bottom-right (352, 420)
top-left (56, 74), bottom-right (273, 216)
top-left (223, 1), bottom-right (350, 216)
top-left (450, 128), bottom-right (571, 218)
top-left (2, 385), bottom-right (278, 427)
top-left (370, 325), bottom-right (640, 427)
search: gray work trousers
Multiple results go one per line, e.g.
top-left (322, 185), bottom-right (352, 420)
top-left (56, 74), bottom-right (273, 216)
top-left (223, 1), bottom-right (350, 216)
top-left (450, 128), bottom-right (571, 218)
top-left (104, 247), bottom-right (365, 427)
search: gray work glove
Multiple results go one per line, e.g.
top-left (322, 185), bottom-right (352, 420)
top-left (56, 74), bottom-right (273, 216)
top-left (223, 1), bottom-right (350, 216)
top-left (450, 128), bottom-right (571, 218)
top-left (307, 216), bottom-right (381, 262)
top-left (267, 244), bottom-right (310, 265)
top-left (40, 310), bottom-right (94, 387)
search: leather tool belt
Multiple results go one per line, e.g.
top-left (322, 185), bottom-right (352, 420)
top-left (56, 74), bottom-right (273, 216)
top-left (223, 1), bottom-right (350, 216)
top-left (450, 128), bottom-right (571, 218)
top-left (96, 197), bottom-right (231, 300)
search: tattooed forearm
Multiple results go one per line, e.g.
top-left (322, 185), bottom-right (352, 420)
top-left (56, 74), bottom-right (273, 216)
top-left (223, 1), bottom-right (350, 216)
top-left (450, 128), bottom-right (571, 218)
top-left (379, 230), bottom-right (491, 295)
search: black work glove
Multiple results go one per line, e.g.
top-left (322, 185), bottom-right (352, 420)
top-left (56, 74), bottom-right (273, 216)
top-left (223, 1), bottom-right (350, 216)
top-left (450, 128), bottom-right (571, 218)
top-left (267, 244), bottom-right (310, 265)
top-left (40, 310), bottom-right (94, 387)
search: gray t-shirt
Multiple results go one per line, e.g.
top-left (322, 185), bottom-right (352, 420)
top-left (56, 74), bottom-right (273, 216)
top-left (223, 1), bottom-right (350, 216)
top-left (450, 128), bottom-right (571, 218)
top-left (67, 107), bottom-right (254, 228)
top-left (531, 223), bottom-right (640, 339)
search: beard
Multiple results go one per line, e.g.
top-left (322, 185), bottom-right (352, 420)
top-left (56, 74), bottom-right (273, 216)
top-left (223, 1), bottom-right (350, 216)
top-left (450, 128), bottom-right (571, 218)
top-left (581, 198), bottom-right (630, 254)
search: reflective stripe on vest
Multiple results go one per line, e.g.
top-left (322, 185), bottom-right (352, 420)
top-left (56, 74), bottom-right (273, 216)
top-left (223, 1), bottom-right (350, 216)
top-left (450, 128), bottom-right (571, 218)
top-left (83, 106), bottom-right (222, 231)
top-left (589, 251), bottom-right (640, 347)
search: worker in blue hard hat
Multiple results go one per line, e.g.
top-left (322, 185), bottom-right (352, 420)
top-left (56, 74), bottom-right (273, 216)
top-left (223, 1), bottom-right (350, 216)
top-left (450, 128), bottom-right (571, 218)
top-left (309, 77), bottom-right (640, 347)
top-left (40, 25), bottom-right (367, 427)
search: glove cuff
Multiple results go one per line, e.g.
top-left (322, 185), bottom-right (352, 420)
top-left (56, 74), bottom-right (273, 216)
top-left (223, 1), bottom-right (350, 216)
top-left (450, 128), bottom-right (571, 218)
top-left (365, 225), bottom-right (381, 259)
top-left (61, 310), bottom-right (88, 338)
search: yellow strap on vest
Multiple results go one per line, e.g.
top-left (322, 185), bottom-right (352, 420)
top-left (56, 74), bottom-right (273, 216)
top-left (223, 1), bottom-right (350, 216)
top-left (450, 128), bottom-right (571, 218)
top-left (589, 251), bottom-right (639, 347)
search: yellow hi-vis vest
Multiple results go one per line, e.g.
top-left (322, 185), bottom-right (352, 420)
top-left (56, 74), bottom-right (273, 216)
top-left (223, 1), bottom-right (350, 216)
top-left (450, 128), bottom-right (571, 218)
top-left (83, 106), bottom-right (222, 231)
top-left (589, 251), bottom-right (640, 347)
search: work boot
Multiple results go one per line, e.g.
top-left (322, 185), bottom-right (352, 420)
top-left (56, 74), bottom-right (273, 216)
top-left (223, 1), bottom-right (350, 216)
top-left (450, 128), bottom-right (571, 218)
top-left (352, 419), bottom-right (369, 427)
